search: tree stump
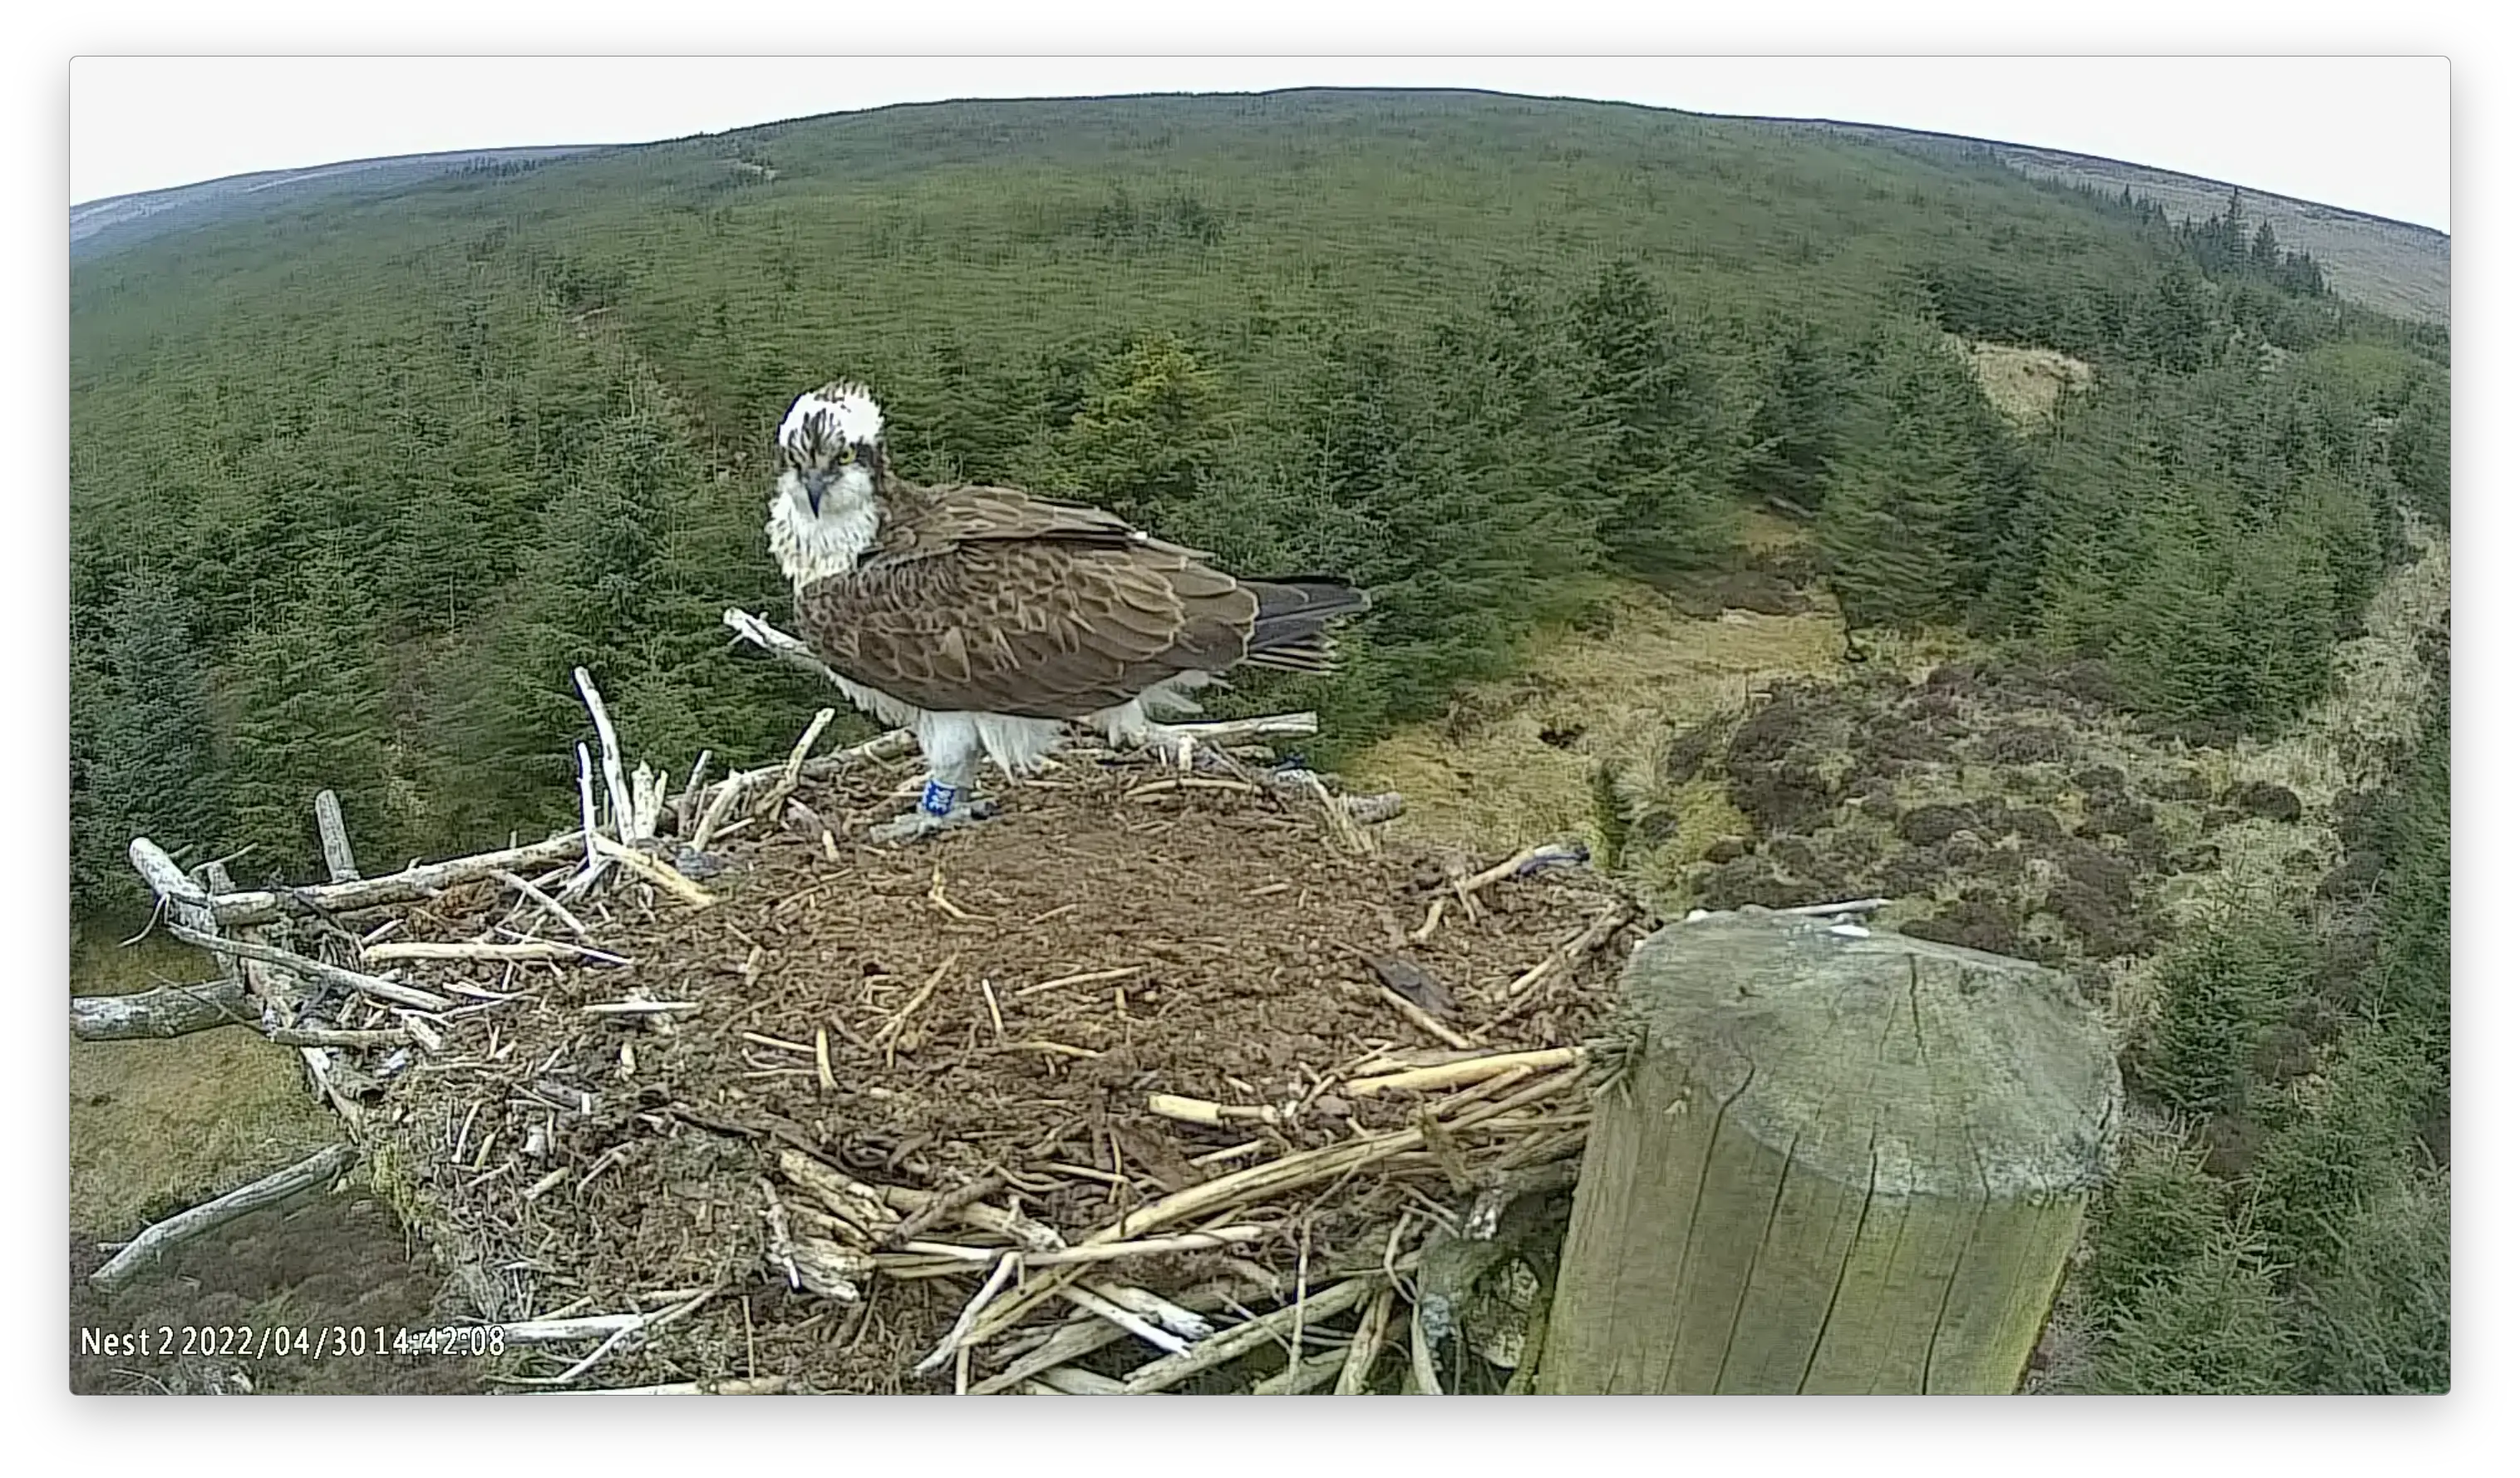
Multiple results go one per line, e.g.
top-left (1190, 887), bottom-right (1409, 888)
top-left (1533, 909), bottom-right (2119, 1394)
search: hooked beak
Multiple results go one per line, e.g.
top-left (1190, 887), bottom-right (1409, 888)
top-left (801, 471), bottom-right (829, 516)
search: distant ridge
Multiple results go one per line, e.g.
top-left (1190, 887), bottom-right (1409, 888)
top-left (1782, 117), bottom-right (2448, 321)
top-left (71, 145), bottom-right (605, 262)
top-left (66, 89), bottom-right (2447, 320)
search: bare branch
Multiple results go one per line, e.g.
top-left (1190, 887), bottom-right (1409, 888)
top-left (91, 1144), bottom-right (357, 1292)
top-left (70, 978), bottom-right (253, 1042)
top-left (176, 835), bottom-right (588, 928)
top-left (165, 923), bottom-right (455, 1012)
top-left (573, 667), bottom-right (635, 842)
top-left (490, 867), bottom-right (591, 939)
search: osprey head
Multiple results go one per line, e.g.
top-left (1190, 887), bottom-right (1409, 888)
top-left (775, 381), bottom-right (887, 517)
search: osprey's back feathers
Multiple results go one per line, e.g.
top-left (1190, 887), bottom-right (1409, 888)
top-left (785, 475), bottom-right (1369, 722)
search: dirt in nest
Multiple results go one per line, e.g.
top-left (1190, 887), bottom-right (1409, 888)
top-left (354, 753), bottom-right (1645, 1394)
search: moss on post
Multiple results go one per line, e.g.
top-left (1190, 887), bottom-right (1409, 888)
top-left (1533, 909), bottom-right (2119, 1394)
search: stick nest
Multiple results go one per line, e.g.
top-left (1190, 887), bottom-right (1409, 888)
top-left (339, 747), bottom-right (1650, 1393)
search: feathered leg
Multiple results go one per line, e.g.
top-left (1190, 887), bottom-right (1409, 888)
top-left (1096, 684), bottom-right (1238, 776)
top-left (869, 718), bottom-right (994, 843)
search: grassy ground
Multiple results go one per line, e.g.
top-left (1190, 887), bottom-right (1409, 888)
top-left (68, 925), bottom-right (340, 1239)
top-left (67, 922), bottom-right (479, 1393)
top-left (1952, 337), bottom-right (2094, 425)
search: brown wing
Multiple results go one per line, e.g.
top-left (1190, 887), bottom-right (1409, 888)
top-left (795, 485), bottom-right (1258, 720)
top-left (871, 480), bottom-right (1213, 561)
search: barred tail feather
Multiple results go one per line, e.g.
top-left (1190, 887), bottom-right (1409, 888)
top-left (1248, 577), bottom-right (1372, 626)
top-left (1243, 634), bottom-right (1343, 675)
top-left (1242, 576), bottom-right (1369, 677)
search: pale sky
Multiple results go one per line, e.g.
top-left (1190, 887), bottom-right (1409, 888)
top-left (70, 57), bottom-right (2450, 232)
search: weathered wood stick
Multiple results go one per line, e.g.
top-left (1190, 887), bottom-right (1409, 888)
top-left (875, 1173), bottom-right (1016, 1249)
top-left (491, 1313), bottom-right (647, 1342)
top-left (1146, 1093), bottom-right (1287, 1128)
top-left (1375, 983), bottom-right (1477, 1052)
top-left (1254, 1346), bottom-right (1354, 1396)
top-left (913, 1250), bottom-right (1023, 1377)
top-left (691, 728), bottom-right (921, 849)
top-left (1056, 1285), bottom-right (1190, 1356)
top-left (313, 790), bottom-right (360, 883)
top-left (1118, 1276), bottom-right (1376, 1395)
top-left (363, 939), bottom-right (623, 966)
top-left (725, 607), bottom-right (849, 687)
top-left (675, 750), bottom-right (714, 837)
top-left (573, 668), bottom-right (636, 842)
top-left (128, 837), bottom-right (211, 906)
top-left (629, 762), bottom-right (667, 843)
top-left (687, 765), bottom-right (746, 854)
top-left (69, 978), bottom-right (253, 1041)
top-left (1461, 841), bottom-right (1590, 898)
top-left (1087, 1281), bottom-right (1216, 1341)
top-left (756, 707), bottom-right (837, 821)
top-left (591, 835), bottom-right (718, 909)
top-left (1333, 1285), bottom-right (1397, 1395)
top-left (267, 1025), bottom-right (411, 1050)
top-left (1032, 1365), bottom-right (1129, 1395)
top-left (165, 924), bottom-right (455, 1012)
top-left (490, 868), bottom-right (591, 939)
top-left (579, 999), bottom-right (700, 1016)
top-left (89, 1143), bottom-right (356, 1292)
top-left (1494, 902), bottom-right (1632, 1010)
top-left (542, 1377), bottom-right (789, 1396)
top-left (1164, 712), bottom-right (1318, 742)
top-left (170, 835), bottom-right (588, 927)
top-left (1770, 896), bottom-right (1891, 918)
top-left (556, 741), bottom-right (613, 905)
top-left (1347, 1047), bottom-right (1583, 1098)
top-left (968, 1286), bottom-right (1243, 1396)
top-left (893, 1226), bottom-right (1267, 1268)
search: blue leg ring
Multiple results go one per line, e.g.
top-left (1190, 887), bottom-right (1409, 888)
top-left (920, 780), bottom-right (960, 818)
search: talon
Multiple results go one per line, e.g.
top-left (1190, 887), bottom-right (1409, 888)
top-left (867, 804), bottom-right (988, 845)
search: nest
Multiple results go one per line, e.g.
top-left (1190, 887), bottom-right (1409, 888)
top-left (273, 729), bottom-right (1647, 1394)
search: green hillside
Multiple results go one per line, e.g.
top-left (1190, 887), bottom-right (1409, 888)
top-left (68, 88), bottom-right (2441, 878)
top-left (66, 86), bottom-right (2452, 1396)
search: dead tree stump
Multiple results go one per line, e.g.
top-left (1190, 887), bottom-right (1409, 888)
top-left (1533, 909), bottom-right (2119, 1394)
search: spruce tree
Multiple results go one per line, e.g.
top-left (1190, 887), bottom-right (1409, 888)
top-left (1567, 259), bottom-right (1737, 575)
top-left (2131, 267), bottom-right (2211, 372)
top-left (2388, 371), bottom-right (2450, 526)
top-left (1816, 330), bottom-right (2013, 633)
top-left (1738, 325), bottom-right (1847, 514)
top-left (71, 574), bottom-right (225, 909)
top-left (2135, 910), bottom-right (2306, 1117)
top-left (1057, 332), bottom-right (1227, 526)
top-left (226, 544), bottom-right (403, 879)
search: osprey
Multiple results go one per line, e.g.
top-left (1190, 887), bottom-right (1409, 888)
top-left (766, 381), bottom-right (1371, 841)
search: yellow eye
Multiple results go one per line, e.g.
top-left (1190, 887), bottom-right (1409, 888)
top-left (838, 446), bottom-right (854, 464)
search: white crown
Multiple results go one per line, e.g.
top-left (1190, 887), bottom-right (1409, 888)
top-left (781, 382), bottom-right (885, 446)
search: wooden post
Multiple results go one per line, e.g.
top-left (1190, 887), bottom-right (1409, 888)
top-left (1532, 910), bottom-right (2119, 1395)
top-left (313, 789), bottom-right (360, 883)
